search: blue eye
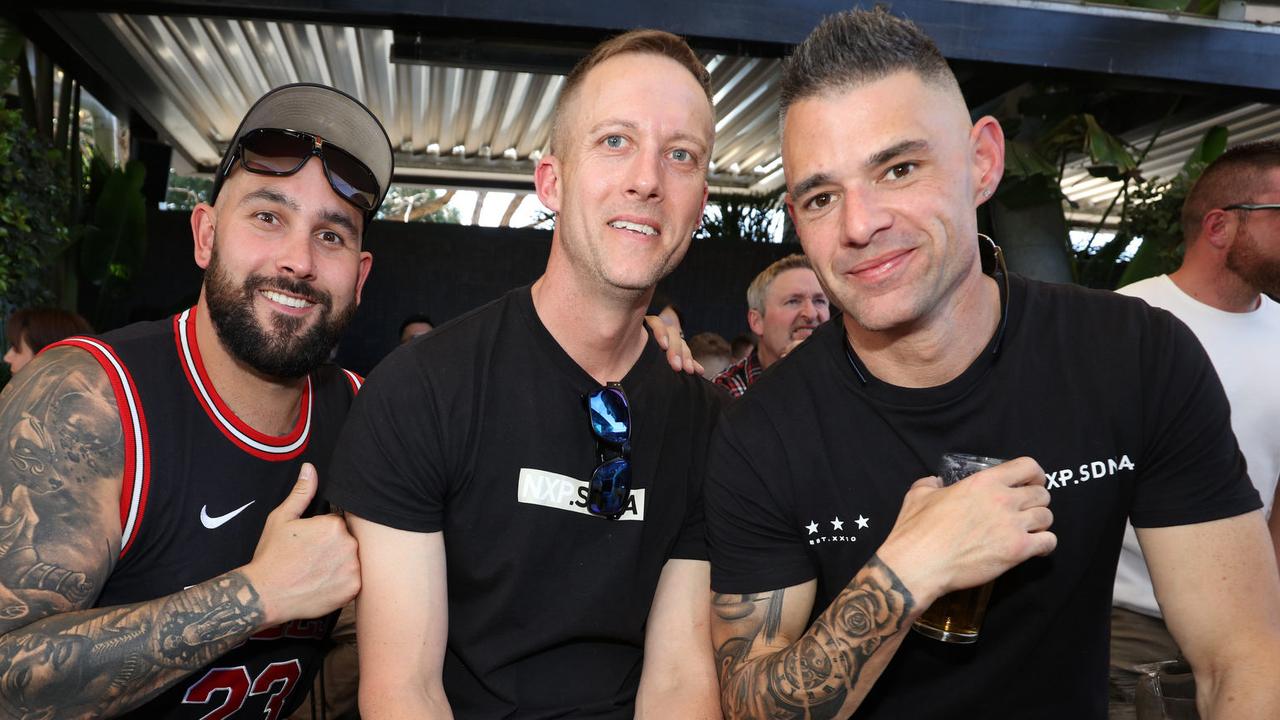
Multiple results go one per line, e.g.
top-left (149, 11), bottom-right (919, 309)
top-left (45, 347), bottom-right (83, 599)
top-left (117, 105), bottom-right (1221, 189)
top-left (671, 149), bottom-right (690, 162)
top-left (605, 135), bottom-right (625, 149)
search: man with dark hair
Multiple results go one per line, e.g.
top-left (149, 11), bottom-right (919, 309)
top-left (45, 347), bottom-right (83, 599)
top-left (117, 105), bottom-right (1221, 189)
top-left (1110, 140), bottom-right (1280, 717)
top-left (330, 29), bottom-right (722, 719)
top-left (399, 313), bottom-right (434, 344)
top-left (689, 331), bottom-right (733, 379)
top-left (713, 253), bottom-right (830, 396)
top-left (3, 307), bottom-right (93, 375)
top-left (0, 83), bottom-right (388, 718)
top-left (705, 9), bottom-right (1280, 720)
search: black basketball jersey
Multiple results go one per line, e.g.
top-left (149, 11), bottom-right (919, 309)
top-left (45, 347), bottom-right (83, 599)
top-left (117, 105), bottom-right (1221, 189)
top-left (52, 306), bottom-right (360, 719)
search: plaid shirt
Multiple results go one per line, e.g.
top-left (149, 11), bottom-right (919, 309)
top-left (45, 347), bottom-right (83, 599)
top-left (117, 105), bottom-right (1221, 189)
top-left (712, 349), bottom-right (764, 399)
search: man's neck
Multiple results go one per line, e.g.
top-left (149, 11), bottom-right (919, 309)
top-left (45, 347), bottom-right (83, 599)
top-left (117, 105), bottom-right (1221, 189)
top-left (194, 295), bottom-right (308, 435)
top-left (847, 270), bottom-right (1002, 389)
top-left (530, 247), bottom-right (651, 386)
top-left (1168, 265), bottom-right (1261, 314)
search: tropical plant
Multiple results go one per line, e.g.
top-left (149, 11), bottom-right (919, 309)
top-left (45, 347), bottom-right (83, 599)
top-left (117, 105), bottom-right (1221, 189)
top-left (0, 20), bottom-right (72, 320)
top-left (698, 191), bottom-right (787, 243)
top-left (2, 19), bottom-right (150, 332)
top-left (1108, 125), bottom-right (1228, 288)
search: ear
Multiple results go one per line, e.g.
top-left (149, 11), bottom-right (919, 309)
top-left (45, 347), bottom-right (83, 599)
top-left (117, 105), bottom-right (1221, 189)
top-left (354, 251), bottom-right (374, 305)
top-left (1201, 208), bottom-right (1235, 252)
top-left (970, 115), bottom-right (1006, 206)
top-left (534, 154), bottom-right (563, 213)
top-left (747, 308), bottom-right (765, 337)
top-left (191, 202), bottom-right (216, 269)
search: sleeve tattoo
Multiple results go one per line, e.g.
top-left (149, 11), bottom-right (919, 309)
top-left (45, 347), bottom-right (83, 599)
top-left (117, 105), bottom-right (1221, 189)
top-left (0, 349), bottom-right (269, 718)
top-left (713, 557), bottom-right (914, 720)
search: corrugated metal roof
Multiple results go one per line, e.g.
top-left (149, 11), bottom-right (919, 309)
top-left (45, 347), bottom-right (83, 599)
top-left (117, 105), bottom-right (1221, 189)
top-left (1062, 102), bottom-right (1280, 227)
top-left (94, 12), bottom-right (785, 194)
top-left (48, 11), bottom-right (1280, 226)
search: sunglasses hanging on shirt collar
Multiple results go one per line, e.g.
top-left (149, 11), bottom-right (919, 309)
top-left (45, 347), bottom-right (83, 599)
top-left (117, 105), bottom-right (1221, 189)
top-left (584, 382), bottom-right (633, 519)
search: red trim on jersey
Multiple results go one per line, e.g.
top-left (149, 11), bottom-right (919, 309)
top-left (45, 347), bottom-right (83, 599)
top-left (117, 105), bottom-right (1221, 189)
top-left (341, 368), bottom-right (363, 395)
top-left (174, 307), bottom-right (311, 462)
top-left (47, 337), bottom-right (152, 559)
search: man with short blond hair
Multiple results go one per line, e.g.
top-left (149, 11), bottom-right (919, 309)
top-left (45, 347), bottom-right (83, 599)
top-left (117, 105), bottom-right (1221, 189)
top-left (331, 29), bottom-right (723, 719)
top-left (713, 253), bottom-right (830, 397)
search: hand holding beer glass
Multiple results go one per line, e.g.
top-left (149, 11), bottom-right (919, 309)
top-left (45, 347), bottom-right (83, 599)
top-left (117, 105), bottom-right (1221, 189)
top-left (877, 453), bottom-right (1055, 646)
top-left (913, 453), bottom-right (1006, 643)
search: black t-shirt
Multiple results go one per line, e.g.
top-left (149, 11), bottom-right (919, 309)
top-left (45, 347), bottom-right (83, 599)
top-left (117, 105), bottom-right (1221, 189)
top-left (327, 285), bottom-right (726, 719)
top-left (706, 275), bottom-right (1259, 719)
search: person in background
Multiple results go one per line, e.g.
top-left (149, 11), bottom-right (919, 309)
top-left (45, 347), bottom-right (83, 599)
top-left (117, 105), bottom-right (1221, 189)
top-left (729, 333), bottom-right (755, 361)
top-left (399, 313), bottom-right (434, 344)
top-left (3, 307), bottom-right (92, 375)
top-left (1109, 139), bottom-right (1280, 718)
top-left (688, 331), bottom-right (733, 380)
top-left (713, 253), bottom-right (829, 397)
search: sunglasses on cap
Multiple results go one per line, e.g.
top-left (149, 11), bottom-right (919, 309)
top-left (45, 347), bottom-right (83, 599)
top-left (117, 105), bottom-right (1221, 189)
top-left (585, 382), bottom-right (633, 520)
top-left (222, 128), bottom-right (381, 217)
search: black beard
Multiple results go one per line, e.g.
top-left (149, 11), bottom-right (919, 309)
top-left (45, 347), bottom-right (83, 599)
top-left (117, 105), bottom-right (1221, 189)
top-left (203, 247), bottom-right (355, 379)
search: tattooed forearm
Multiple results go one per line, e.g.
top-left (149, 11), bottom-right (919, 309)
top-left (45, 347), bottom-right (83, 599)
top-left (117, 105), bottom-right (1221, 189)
top-left (0, 570), bottom-right (265, 718)
top-left (0, 349), bottom-right (258, 718)
top-left (713, 556), bottom-right (915, 720)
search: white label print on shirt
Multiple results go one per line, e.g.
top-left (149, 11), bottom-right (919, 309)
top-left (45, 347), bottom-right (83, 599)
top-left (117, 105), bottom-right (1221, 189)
top-left (517, 467), bottom-right (646, 520)
top-left (1044, 454), bottom-right (1135, 491)
top-left (804, 514), bottom-right (872, 546)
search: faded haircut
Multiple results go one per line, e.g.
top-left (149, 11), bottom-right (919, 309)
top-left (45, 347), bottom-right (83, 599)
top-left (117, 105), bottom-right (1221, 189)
top-left (747, 253), bottom-right (814, 315)
top-left (779, 8), bottom-right (960, 126)
top-left (549, 29), bottom-right (713, 156)
top-left (1181, 140), bottom-right (1280, 243)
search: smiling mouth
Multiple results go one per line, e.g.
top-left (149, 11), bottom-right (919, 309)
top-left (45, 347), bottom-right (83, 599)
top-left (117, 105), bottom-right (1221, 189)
top-left (849, 248), bottom-right (914, 281)
top-left (260, 289), bottom-right (315, 309)
top-left (608, 220), bottom-right (659, 237)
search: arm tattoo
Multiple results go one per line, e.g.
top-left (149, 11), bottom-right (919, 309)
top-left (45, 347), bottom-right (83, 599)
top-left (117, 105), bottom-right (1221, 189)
top-left (713, 556), bottom-right (914, 720)
top-left (0, 349), bottom-right (268, 717)
top-left (0, 347), bottom-right (123, 628)
top-left (0, 571), bottom-right (265, 718)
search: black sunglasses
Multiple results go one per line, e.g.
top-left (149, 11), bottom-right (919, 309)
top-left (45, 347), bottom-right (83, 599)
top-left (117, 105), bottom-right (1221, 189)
top-left (585, 382), bottom-right (632, 520)
top-left (1223, 203), bottom-right (1280, 212)
top-left (223, 128), bottom-right (381, 217)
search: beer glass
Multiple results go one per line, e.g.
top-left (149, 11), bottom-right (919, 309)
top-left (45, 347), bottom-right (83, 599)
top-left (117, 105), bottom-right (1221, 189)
top-left (912, 453), bottom-right (1004, 644)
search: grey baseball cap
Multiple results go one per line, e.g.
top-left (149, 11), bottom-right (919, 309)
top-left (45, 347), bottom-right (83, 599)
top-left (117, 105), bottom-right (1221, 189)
top-left (210, 83), bottom-right (394, 222)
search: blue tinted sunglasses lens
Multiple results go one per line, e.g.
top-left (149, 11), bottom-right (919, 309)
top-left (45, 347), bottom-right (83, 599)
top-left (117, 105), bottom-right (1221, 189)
top-left (589, 457), bottom-right (631, 516)
top-left (587, 386), bottom-right (629, 444)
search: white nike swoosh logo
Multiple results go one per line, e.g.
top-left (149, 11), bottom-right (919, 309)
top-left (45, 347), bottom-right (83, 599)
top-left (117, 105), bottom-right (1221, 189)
top-left (200, 501), bottom-right (256, 529)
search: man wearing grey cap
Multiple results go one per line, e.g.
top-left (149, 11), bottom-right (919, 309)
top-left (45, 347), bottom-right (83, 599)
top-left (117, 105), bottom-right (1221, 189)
top-left (0, 83), bottom-right (390, 718)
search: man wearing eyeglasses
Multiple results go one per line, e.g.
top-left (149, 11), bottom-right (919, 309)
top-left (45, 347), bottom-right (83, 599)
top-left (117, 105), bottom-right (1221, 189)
top-left (1109, 140), bottom-right (1280, 718)
top-left (704, 9), bottom-right (1280, 720)
top-left (0, 83), bottom-right (389, 718)
top-left (326, 29), bottom-right (724, 719)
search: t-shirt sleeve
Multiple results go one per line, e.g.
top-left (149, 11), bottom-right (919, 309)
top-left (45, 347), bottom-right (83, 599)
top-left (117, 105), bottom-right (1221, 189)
top-left (706, 398), bottom-right (816, 594)
top-left (324, 347), bottom-right (448, 533)
top-left (1130, 308), bottom-right (1261, 527)
top-left (667, 383), bottom-right (730, 562)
